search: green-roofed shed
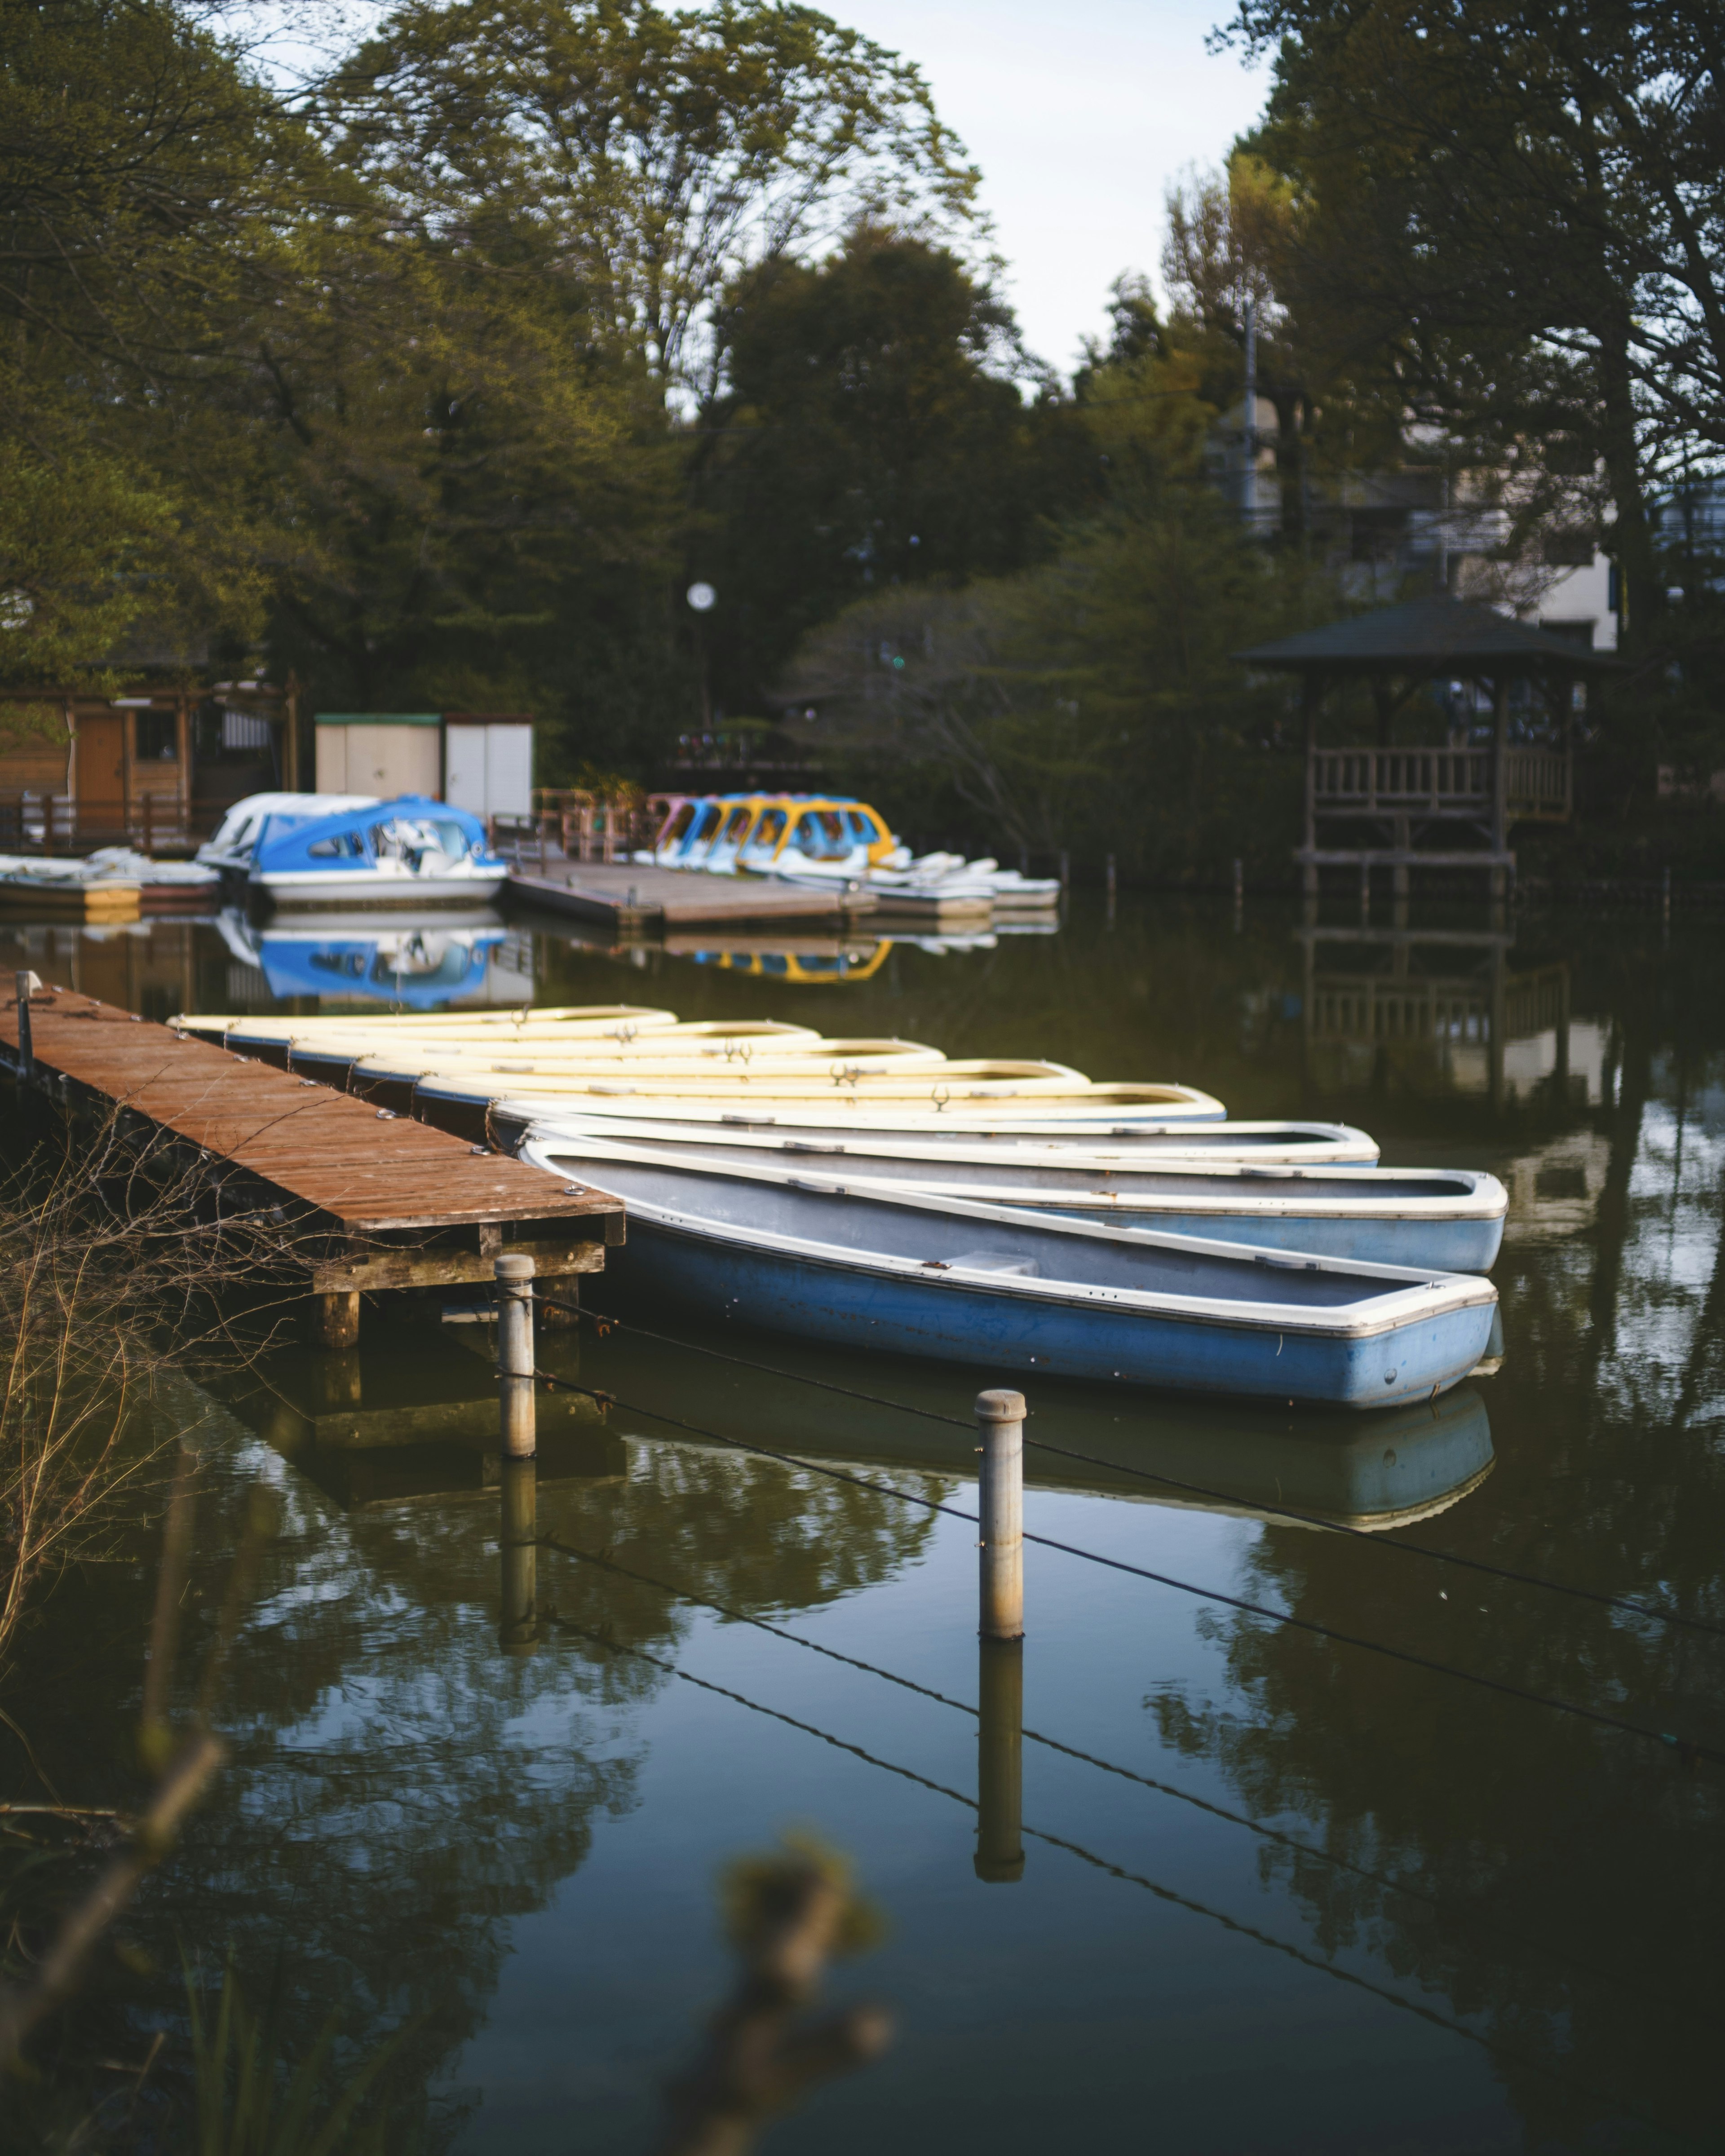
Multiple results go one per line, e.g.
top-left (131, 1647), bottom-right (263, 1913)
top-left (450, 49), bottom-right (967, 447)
top-left (1233, 598), bottom-right (1616, 901)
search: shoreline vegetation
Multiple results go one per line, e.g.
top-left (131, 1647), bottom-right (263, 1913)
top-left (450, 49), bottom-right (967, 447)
top-left (3, 0), bottom-right (1725, 882)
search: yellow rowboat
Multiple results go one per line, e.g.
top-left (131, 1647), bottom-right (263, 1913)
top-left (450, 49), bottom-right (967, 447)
top-left (170, 1003), bottom-right (683, 1042)
top-left (404, 1074), bottom-right (1228, 1132)
top-left (303, 1033), bottom-right (946, 1070)
top-left (220, 1017), bottom-right (826, 1070)
top-left (347, 1055), bottom-right (1097, 1113)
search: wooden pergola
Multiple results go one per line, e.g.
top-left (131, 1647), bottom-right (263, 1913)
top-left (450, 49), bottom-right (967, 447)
top-left (1236, 598), bottom-right (1619, 901)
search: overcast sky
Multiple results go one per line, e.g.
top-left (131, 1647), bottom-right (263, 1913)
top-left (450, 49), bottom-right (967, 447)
top-left (831, 0), bottom-right (1272, 374)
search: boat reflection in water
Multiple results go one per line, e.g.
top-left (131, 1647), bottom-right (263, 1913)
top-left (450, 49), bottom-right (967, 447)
top-left (557, 1315), bottom-right (1495, 1533)
top-left (224, 1294), bottom-right (1493, 1576)
top-left (216, 906), bottom-right (526, 1008)
top-left (674, 932), bottom-right (1007, 983)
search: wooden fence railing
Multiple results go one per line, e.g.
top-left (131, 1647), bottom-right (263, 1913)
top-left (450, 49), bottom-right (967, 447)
top-left (490, 795), bottom-right (647, 866)
top-left (0, 793), bottom-right (191, 853)
top-left (1310, 747), bottom-right (1571, 822)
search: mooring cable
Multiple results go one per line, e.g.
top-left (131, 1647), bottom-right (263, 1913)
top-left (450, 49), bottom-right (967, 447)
top-left (538, 1533), bottom-right (1696, 2021)
top-left (526, 1364), bottom-right (1725, 1768)
top-left (544, 1613), bottom-right (1702, 2147)
top-left (531, 1292), bottom-right (1725, 1640)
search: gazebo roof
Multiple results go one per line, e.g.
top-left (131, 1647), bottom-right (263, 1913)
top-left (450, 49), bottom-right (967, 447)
top-left (1235, 597), bottom-right (1618, 675)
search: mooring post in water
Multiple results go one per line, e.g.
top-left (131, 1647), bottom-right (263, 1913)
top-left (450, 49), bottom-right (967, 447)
top-left (496, 1252), bottom-right (537, 1460)
top-left (976, 1388), bottom-right (1025, 1641)
top-left (974, 1635), bottom-right (1025, 1883)
top-left (499, 1456), bottom-right (539, 1654)
top-left (1105, 852), bottom-right (1117, 916)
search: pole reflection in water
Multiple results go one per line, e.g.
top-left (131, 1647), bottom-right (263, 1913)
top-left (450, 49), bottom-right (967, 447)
top-left (500, 1457), bottom-right (539, 1654)
top-left (974, 1637), bottom-right (1025, 1884)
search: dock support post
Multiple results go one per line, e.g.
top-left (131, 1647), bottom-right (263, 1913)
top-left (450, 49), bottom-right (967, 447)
top-left (976, 1388), bottom-right (1025, 1642)
top-left (974, 1636), bottom-right (1025, 1883)
top-left (13, 970), bottom-right (38, 1083)
top-left (496, 1253), bottom-right (537, 1460)
top-left (314, 1291), bottom-right (360, 1350)
top-left (1105, 853), bottom-right (1116, 924)
top-left (500, 1457), bottom-right (539, 1654)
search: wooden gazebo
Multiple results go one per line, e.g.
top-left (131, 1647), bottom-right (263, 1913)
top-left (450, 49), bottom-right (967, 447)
top-left (1237, 598), bottom-right (1618, 901)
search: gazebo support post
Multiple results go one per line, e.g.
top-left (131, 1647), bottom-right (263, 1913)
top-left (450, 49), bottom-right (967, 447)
top-left (1301, 675), bottom-right (1322, 904)
top-left (1490, 677), bottom-right (1510, 902)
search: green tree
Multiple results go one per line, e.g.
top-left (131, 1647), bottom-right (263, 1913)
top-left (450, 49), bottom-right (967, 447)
top-left (0, 0), bottom-right (314, 674)
top-left (691, 223), bottom-right (1092, 716)
top-left (1221, 0), bottom-right (1725, 640)
top-left (784, 349), bottom-right (1321, 877)
top-left (327, 0), bottom-right (978, 400)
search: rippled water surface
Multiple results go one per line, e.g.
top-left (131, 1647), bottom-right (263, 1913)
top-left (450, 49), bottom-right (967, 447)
top-left (4, 898), bottom-right (1721, 2153)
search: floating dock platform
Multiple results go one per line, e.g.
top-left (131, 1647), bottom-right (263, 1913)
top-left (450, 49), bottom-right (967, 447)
top-left (507, 858), bottom-right (877, 932)
top-left (0, 982), bottom-right (623, 1343)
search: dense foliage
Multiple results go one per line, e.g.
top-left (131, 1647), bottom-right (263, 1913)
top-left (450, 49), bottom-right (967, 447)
top-left (5, 0), bottom-right (1725, 867)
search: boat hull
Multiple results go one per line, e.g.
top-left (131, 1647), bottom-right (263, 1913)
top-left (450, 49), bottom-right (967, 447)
top-left (252, 869), bottom-right (509, 910)
top-left (610, 1213), bottom-right (1494, 1408)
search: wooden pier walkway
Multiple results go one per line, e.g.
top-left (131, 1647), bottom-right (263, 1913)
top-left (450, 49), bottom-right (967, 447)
top-left (0, 983), bottom-right (623, 1343)
top-left (507, 857), bottom-right (876, 932)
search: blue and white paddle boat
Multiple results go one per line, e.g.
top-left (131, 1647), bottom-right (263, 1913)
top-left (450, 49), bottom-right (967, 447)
top-left (520, 1117), bottom-right (1507, 1272)
top-left (247, 796), bottom-right (509, 910)
top-left (518, 1134), bottom-right (1498, 1407)
top-left (198, 792), bottom-right (381, 876)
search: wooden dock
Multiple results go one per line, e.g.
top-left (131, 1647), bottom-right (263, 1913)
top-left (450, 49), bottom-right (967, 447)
top-left (0, 982), bottom-right (623, 1343)
top-left (507, 857), bottom-right (876, 932)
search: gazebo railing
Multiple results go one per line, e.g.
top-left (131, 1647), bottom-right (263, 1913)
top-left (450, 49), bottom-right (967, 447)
top-left (1310, 747), bottom-right (1571, 823)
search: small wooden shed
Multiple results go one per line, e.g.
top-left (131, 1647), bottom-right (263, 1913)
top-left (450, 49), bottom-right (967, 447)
top-left (314, 711), bottom-right (535, 818)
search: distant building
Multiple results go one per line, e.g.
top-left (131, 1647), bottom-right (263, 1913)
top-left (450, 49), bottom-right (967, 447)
top-left (1211, 403), bottom-right (1622, 651)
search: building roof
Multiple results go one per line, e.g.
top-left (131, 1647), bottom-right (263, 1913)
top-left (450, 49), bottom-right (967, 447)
top-left (1235, 598), bottom-right (1619, 675)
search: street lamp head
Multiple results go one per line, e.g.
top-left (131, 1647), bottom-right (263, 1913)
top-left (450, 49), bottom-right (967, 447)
top-left (686, 581), bottom-right (717, 613)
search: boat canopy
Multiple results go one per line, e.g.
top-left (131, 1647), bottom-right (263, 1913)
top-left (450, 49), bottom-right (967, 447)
top-left (251, 795), bottom-right (499, 878)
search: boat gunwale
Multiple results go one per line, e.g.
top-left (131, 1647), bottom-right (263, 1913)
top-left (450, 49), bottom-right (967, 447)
top-left (500, 1098), bottom-right (1368, 1151)
top-left (515, 1121), bottom-right (1509, 1224)
top-left (532, 1144), bottom-right (1507, 1224)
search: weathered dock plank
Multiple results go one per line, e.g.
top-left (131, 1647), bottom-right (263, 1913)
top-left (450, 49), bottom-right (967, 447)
top-left (0, 983), bottom-right (623, 1336)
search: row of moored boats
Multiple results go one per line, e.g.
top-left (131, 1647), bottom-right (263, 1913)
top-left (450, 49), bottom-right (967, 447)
top-left (637, 794), bottom-right (1062, 922)
top-left (177, 1002), bottom-right (1508, 1409)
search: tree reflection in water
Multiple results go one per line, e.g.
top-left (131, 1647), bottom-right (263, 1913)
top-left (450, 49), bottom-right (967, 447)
top-left (1151, 1025), bottom-right (1725, 2149)
top-left (0, 1370), bottom-right (941, 2152)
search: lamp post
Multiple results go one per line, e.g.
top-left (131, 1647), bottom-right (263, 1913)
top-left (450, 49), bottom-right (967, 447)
top-left (687, 581), bottom-right (716, 736)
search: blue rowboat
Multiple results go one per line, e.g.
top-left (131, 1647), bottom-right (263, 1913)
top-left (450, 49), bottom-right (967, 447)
top-left (518, 1136), bottom-right (1497, 1407)
top-left (521, 1118), bottom-right (1505, 1272)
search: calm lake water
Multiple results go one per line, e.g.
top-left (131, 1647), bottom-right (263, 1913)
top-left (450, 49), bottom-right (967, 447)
top-left (4, 896), bottom-right (1722, 2154)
